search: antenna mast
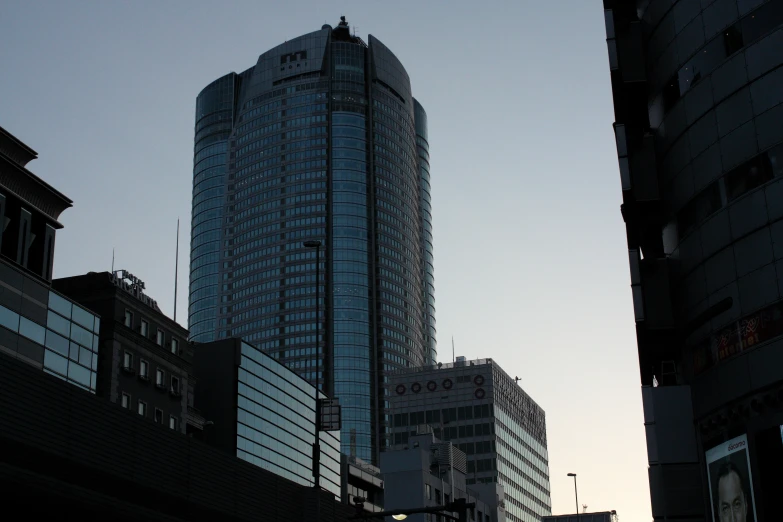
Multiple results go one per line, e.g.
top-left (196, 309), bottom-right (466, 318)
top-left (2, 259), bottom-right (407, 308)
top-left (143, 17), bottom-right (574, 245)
top-left (174, 219), bottom-right (179, 321)
top-left (111, 248), bottom-right (115, 273)
top-left (452, 336), bottom-right (455, 363)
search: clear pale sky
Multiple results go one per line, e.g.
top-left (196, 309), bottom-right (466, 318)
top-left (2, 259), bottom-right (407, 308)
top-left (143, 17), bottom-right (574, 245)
top-left (1, 1), bottom-right (650, 519)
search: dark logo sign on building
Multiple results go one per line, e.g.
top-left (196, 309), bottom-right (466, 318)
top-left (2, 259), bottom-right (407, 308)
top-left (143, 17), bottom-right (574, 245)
top-left (110, 270), bottom-right (161, 312)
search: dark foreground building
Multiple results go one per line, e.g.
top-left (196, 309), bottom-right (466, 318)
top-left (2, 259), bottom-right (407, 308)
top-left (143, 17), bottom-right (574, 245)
top-left (193, 338), bottom-right (342, 497)
top-left (605, 0), bottom-right (783, 520)
top-left (0, 125), bottom-right (101, 392)
top-left (54, 270), bottom-right (203, 436)
top-left (189, 17), bottom-right (435, 463)
top-left (0, 349), bottom-right (355, 522)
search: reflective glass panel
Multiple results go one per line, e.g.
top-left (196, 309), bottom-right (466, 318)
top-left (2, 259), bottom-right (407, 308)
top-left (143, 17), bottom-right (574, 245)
top-left (48, 291), bottom-right (72, 318)
top-left (0, 305), bottom-right (20, 332)
top-left (19, 317), bottom-right (46, 344)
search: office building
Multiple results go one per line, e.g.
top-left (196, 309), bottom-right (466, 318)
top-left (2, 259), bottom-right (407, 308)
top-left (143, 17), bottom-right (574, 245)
top-left (189, 17), bottom-right (435, 463)
top-left (381, 432), bottom-right (505, 522)
top-left (341, 455), bottom-right (384, 514)
top-left (53, 270), bottom-right (202, 435)
top-left (0, 125), bottom-right (100, 392)
top-left (193, 337), bottom-right (342, 497)
top-left (604, 0), bottom-right (783, 519)
top-left (387, 358), bottom-right (551, 522)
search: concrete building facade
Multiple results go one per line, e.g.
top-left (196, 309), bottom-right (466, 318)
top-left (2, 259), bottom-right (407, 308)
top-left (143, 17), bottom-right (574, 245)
top-left (381, 432), bottom-right (505, 522)
top-left (386, 358), bottom-right (550, 522)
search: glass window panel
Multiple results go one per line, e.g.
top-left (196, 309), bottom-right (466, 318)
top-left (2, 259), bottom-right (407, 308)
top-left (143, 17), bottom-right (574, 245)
top-left (68, 362), bottom-right (91, 387)
top-left (19, 316), bottom-right (45, 344)
top-left (71, 305), bottom-right (94, 331)
top-left (47, 310), bottom-right (70, 336)
top-left (70, 342), bottom-right (81, 361)
top-left (92, 316), bottom-right (100, 334)
top-left (91, 353), bottom-right (98, 371)
top-left (93, 334), bottom-right (99, 351)
top-left (70, 323), bottom-right (93, 347)
top-left (90, 372), bottom-right (96, 390)
top-left (79, 346), bottom-right (92, 367)
top-left (44, 349), bottom-right (69, 375)
top-left (0, 305), bottom-right (19, 332)
top-left (48, 291), bottom-right (72, 318)
top-left (45, 329), bottom-right (69, 356)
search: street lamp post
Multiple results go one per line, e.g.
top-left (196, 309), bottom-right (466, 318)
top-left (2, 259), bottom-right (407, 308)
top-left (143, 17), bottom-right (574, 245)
top-left (304, 239), bottom-right (322, 519)
top-left (567, 473), bottom-right (579, 520)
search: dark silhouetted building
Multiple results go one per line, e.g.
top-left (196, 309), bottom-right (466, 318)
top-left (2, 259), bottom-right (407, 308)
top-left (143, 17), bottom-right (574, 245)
top-left (54, 270), bottom-right (201, 435)
top-left (189, 17), bottom-right (435, 464)
top-left (193, 337), bottom-right (342, 496)
top-left (0, 126), bottom-right (100, 392)
top-left (604, 1), bottom-right (783, 519)
top-left (387, 358), bottom-right (550, 522)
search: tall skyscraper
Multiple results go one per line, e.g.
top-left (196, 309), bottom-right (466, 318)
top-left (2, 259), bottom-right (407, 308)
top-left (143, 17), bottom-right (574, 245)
top-left (189, 17), bottom-right (435, 464)
top-left (604, 1), bottom-right (783, 519)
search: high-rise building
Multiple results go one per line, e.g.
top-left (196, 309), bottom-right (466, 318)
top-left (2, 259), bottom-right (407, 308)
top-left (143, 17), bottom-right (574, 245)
top-left (0, 125), bottom-right (101, 393)
top-left (386, 358), bottom-right (551, 522)
top-left (604, 1), bottom-right (783, 519)
top-left (189, 17), bottom-right (435, 463)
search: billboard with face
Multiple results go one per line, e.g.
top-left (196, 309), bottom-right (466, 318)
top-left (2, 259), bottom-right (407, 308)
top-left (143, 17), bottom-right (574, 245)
top-left (706, 434), bottom-right (757, 522)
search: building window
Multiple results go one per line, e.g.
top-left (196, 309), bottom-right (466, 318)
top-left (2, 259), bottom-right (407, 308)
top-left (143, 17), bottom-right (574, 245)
top-left (138, 400), bottom-right (147, 417)
top-left (155, 408), bottom-right (163, 423)
top-left (171, 375), bottom-right (180, 394)
top-left (121, 392), bottom-right (130, 409)
top-left (425, 483), bottom-right (431, 500)
top-left (156, 369), bottom-right (165, 387)
top-left (435, 489), bottom-right (441, 504)
top-left (123, 351), bottom-right (133, 369)
top-left (156, 329), bottom-right (164, 346)
top-left (141, 319), bottom-right (149, 337)
top-left (124, 310), bottom-right (133, 328)
top-left (139, 359), bottom-right (149, 379)
top-left (169, 416), bottom-right (178, 430)
top-left (171, 338), bottom-right (179, 354)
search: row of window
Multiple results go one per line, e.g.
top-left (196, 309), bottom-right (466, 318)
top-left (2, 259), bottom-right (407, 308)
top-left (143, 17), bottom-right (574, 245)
top-left (120, 392), bottom-right (178, 430)
top-left (676, 142), bottom-right (783, 238)
top-left (123, 310), bottom-right (181, 355)
top-left (658, 0), bottom-right (783, 116)
top-left (121, 351), bottom-right (181, 393)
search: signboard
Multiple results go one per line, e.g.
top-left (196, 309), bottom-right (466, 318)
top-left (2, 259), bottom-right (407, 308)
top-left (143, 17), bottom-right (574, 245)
top-left (706, 434), bottom-right (757, 522)
top-left (318, 398), bottom-right (341, 432)
top-left (110, 270), bottom-right (161, 312)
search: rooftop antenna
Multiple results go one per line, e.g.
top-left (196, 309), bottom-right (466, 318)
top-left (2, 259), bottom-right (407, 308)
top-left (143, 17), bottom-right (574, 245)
top-left (582, 504), bottom-right (588, 513)
top-left (514, 376), bottom-right (521, 385)
top-left (174, 219), bottom-right (180, 322)
top-left (452, 336), bottom-right (455, 363)
top-left (111, 247), bottom-right (115, 273)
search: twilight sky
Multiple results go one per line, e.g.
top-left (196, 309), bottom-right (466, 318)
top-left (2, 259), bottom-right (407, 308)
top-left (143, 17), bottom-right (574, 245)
top-left (1, 1), bottom-right (650, 519)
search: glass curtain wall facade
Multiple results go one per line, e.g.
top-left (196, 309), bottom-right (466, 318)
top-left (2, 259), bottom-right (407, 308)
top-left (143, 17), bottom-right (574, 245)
top-left (188, 19), bottom-right (433, 464)
top-left (190, 75), bottom-right (235, 343)
top-left (237, 341), bottom-right (341, 496)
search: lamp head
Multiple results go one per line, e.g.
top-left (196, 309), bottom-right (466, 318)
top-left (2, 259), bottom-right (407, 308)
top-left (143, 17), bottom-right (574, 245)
top-left (392, 516), bottom-right (408, 520)
top-left (303, 240), bottom-right (322, 248)
top-left (567, 473), bottom-right (576, 477)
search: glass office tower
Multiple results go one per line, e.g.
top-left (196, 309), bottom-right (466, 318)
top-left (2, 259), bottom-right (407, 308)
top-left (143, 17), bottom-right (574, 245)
top-left (189, 18), bottom-right (434, 464)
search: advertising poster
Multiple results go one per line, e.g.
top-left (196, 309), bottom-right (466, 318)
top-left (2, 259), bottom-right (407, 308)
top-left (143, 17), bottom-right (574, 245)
top-left (706, 434), bottom-right (757, 522)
